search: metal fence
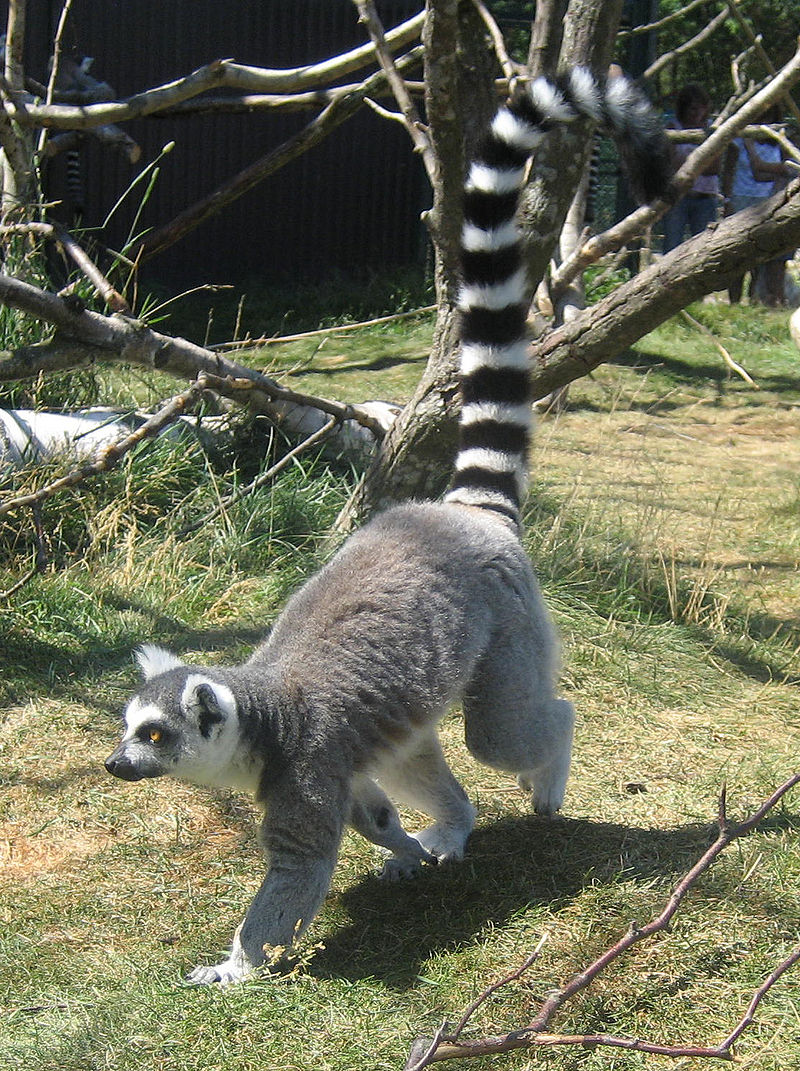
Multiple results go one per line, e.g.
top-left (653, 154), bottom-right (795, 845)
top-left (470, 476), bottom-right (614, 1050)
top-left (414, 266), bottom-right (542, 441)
top-left (23, 0), bottom-right (427, 289)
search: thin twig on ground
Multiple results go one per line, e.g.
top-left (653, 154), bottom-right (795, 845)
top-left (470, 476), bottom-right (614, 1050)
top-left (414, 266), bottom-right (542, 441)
top-left (679, 308), bottom-right (758, 387)
top-left (449, 934), bottom-right (549, 1041)
top-left (405, 774), bottom-right (800, 1068)
top-left (215, 304), bottom-right (436, 350)
top-left (180, 414), bottom-right (340, 535)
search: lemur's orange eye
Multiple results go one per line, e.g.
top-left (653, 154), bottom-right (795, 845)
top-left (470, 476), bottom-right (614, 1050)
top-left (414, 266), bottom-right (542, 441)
top-left (149, 728), bottom-right (163, 743)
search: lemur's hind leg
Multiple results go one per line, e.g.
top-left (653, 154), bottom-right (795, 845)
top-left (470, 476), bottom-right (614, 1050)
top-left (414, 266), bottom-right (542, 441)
top-left (514, 698), bottom-right (575, 816)
top-left (349, 775), bottom-right (435, 872)
top-left (463, 624), bottom-right (574, 816)
top-left (376, 730), bottom-right (476, 878)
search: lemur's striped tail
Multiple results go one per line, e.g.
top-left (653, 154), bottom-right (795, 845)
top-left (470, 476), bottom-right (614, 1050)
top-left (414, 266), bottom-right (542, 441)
top-left (444, 68), bottom-right (670, 527)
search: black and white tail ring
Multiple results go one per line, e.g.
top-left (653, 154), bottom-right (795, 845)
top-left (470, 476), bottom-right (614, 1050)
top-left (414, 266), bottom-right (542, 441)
top-left (445, 68), bottom-right (670, 527)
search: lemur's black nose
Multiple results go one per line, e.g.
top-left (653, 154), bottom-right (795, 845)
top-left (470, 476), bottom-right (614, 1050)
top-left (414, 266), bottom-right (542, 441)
top-left (105, 750), bottom-right (143, 781)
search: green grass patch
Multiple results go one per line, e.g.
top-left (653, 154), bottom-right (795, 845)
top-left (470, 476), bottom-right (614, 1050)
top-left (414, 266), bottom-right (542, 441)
top-left (1, 298), bottom-right (800, 1069)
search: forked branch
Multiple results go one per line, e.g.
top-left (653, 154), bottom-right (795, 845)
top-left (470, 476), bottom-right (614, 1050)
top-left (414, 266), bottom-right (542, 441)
top-left (5, 11), bottom-right (426, 130)
top-left (550, 42), bottom-right (800, 301)
top-left (405, 774), bottom-right (800, 1068)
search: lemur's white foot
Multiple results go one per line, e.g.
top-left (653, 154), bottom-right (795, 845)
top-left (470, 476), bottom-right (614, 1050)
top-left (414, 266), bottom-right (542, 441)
top-left (184, 931), bottom-right (258, 986)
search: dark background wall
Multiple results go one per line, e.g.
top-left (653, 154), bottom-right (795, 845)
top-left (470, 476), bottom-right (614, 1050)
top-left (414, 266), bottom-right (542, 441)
top-left (23, 1), bottom-right (427, 289)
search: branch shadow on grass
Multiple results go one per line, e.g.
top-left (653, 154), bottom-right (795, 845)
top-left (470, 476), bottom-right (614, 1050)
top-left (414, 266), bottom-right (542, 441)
top-left (613, 348), bottom-right (800, 397)
top-left (567, 348), bottom-right (800, 416)
top-left (309, 809), bottom-right (797, 989)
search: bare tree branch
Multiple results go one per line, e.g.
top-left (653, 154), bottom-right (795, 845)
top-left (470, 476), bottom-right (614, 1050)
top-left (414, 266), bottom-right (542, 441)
top-left (406, 775), bottom-right (800, 1068)
top-left (138, 45), bottom-right (423, 261)
top-left (3, 10), bottom-right (426, 131)
top-left (0, 0), bottom-right (34, 213)
top-left (470, 0), bottom-right (522, 83)
top-left (36, 0), bottom-right (74, 157)
top-left (3, 0), bottom-right (26, 95)
top-left (0, 272), bottom-right (390, 441)
top-left (535, 176), bottom-right (800, 399)
top-left (644, 2), bottom-right (731, 81)
top-left (550, 42), bottom-right (800, 300)
top-left (619, 0), bottom-right (713, 37)
top-left (725, 0), bottom-right (800, 124)
top-left (52, 225), bottom-right (130, 312)
top-left (353, 1), bottom-right (435, 181)
top-left (150, 81), bottom-right (429, 118)
top-left (527, 0), bottom-right (567, 77)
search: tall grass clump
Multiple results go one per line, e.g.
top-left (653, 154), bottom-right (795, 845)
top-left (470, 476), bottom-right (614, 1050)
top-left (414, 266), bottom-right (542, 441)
top-left (0, 407), bottom-right (352, 703)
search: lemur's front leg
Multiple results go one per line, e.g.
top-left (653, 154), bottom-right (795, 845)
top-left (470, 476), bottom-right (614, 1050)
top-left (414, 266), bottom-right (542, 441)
top-left (349, 774), bottom-right (435, 874)
top-left (187, 773), bottom-right (344, 985)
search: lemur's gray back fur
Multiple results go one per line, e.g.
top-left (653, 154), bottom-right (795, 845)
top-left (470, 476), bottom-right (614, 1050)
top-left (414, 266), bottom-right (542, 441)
top-left (106, 68), bottom-right (670, 986)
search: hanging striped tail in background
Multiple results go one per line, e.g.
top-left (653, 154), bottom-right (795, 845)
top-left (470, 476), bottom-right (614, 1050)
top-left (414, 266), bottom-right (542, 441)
top-left (444, 68), bottom-right (671, 527)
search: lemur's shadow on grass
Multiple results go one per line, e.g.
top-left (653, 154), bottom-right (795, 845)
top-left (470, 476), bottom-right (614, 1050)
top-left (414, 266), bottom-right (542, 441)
top-left (310, 810), bottom-right (796, 989)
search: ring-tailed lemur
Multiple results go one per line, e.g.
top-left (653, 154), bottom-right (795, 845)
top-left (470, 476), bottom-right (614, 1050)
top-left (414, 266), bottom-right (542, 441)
top-left (105, 68), bottom-right (670, 986)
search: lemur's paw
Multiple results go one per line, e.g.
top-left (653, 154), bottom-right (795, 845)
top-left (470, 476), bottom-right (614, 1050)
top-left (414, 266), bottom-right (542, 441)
top-left (413, 820), bottom-right (472, 864)
top-left (378, 842), bottom-right (436, 881)
top-left (379, 856), bottom-right (425, 881)
top-left (185, 958), bottom-right (254, 987)
top-left (518, 773), bottom-right (565, 817)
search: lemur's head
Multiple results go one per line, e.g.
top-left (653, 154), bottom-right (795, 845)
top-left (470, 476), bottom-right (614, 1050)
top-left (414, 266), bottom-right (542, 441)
top-left (105, 646), bottom-right (243, 788)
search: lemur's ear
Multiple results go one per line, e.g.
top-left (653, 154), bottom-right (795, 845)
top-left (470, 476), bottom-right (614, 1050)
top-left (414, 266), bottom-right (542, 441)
top-left (135, 645), bottom-right (185, 681)
top-left (181, 675), bottom-right (236, 737)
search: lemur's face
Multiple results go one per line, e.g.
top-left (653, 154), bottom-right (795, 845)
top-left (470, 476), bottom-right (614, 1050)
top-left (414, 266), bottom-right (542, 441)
top-left (104, 646), bottom-right (241, 788)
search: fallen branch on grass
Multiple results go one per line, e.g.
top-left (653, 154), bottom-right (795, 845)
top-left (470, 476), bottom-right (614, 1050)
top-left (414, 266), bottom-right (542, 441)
top-left (0, 379), bottom-right (207, 517)
top-left (0, 271), bottom-right (394, 455)
top-left (679, 308), bottom-right (757, 388)
top-left (405, 774), bottom-right (800, 1069)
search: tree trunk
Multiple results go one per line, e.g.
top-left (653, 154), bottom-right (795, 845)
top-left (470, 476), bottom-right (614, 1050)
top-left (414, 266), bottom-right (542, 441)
top-left (519, 0), bottom-right (624, 293)
top-left (351, 0), bottom-right (497, 516)
top-left (1, 0), bottom-right (36, 219)
top-left (351, 0), bottom-right (626, 521)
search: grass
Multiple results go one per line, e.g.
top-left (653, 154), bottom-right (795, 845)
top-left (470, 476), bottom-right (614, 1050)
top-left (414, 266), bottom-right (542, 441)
top-left (1, 296), bottom-right (800, 1069)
